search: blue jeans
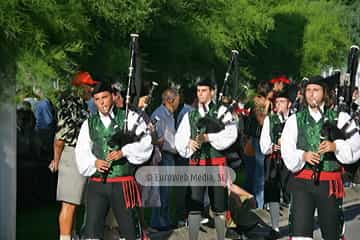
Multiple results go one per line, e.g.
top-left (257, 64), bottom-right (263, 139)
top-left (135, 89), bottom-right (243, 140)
top-left (242, 137), bottom-right (265, 209)
top-left (252, 137), bottom-right (265, 209)
top-left (150, 152), bottom-right (175, 228)
top-left (243, 154), bottom-right (256, 194)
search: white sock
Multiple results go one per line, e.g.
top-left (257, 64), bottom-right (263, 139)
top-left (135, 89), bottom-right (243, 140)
top-left (59, 235), bottom-right (71, 240)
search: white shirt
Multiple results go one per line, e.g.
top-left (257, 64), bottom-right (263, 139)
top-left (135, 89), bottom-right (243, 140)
top-left (75, 109), bottom-right (153, 176)
top-left (281, 106), bottom-right (360, 173)
top-left (260, 113), bottom-right (288, 155)
top-left (175, 104), bottom-right (238, 158)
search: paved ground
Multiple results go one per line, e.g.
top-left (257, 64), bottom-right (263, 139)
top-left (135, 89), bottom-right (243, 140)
top-left (147, 185), bottom-right (360, 240)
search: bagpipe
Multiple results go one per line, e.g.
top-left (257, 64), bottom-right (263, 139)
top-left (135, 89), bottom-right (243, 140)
top-left (311, 45), bottom-right (360, 184)
top-left (319, 46), bottom-right (360, 140)
top-left (195, 50), bottom-right (239, 135)
top-left (265, 114), bottom-right (286, 182)
top-left (103, 34), bottom-right (159, 182)
top-left (191, 50), bottom-right (243, 167)
top-left (107, 80), bottom-right (160, 150)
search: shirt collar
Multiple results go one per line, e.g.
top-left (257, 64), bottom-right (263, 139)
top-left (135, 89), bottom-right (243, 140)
top-left (277, 110), bottom-right (290, 121)
top-left (161, 104), bottom-right (173, 116)
top-left (307, 103), bottom-right (324, 122)
top-left (99, 105), bottom-right (115, 120)
top-left (197, 100), bottom-right (213, 110)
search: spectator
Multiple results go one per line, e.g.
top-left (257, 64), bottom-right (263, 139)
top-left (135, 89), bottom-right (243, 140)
top-left (243, 81), bottom-right (273, 209)
top-left (48, 71), bottom-right (98, 240)
top-left (150, 87), bottom-right (180, 231)
top-left (33, 87), bottom-right (57, 162)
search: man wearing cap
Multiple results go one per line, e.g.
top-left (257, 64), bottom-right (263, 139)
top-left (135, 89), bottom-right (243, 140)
top-left (269, 75), bottom-right (291, 93)
top-left (175, 78), bottom-right (238, 240)
top-left (48, 71), bottom-right (98, 240)
top-left (281, 75), bottom-right (360, 240)
top-left (260, 86), bottom-right (294, 238)
top-left (75, 81), bottom-right (153, 240)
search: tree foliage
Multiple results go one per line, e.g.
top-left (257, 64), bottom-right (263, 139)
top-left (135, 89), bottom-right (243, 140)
top-left (244, 0), bottom-right (350, 84)
top-left (0, 0), bottom-right (356, 102)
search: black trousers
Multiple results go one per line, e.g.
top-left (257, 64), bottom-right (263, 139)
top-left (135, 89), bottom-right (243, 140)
top-left (188, 185), bottom-right (228, 213)
top-left (288, 178), bottom-right (343, 240)
top-left (82, 181), bottom-right (137, 240)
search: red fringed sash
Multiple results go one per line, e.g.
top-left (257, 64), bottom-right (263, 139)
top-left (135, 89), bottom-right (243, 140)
top-left (189, 156), bottom-right (226, 166)
top-left (90, 176), bottom-right (142, 208)
top-left (189, 157), bottom-right (227, 186)
top-left (294, 169), bottom-right (344, 199)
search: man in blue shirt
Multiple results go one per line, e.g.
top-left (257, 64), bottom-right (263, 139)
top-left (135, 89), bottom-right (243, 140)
top-left (33, 88), bottom-right (56, 162)
top-left (150, 87), bottom-right (180, 231)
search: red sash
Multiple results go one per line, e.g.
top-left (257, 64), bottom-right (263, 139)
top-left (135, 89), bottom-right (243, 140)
top-left (294, 169), bottom-right (344, 198)
top-left (189, 157), bottom-right (227, 186)
top-left (90, 176), bottom-right (142, 208)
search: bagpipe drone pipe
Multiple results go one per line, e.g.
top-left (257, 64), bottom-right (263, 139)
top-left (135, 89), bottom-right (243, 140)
top-left (102, 34), bottom-right (159, 182)
top-left (339, 45), bottom-right (360, 183)
top-left (191, 50), bottom-right (246, 168)
top-left (312, 45), bottom-right (360, 184)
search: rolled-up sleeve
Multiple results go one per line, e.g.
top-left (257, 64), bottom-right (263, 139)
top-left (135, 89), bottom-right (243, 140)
top-left (175, 113), bottom-right (193, 158)
top-left (207, 121), bottom-right (237, 150)
top-left (75, 120), bottom-right (97, 176)
top-left (281, 115), bottom-right (306, 172)
top-left (334, 112), bottom-right (360, 164)
top-left (207, 107), bottom-right (238, 150)
top-left (122, 112), bottom-right (153, 165)
top-left (260, 116), bottom-right (273, 155)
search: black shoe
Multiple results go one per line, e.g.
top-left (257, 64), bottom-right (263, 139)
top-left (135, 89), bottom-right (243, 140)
top-left (266, 229), bottom-right (281, 240)
top-left (225, 228), bottom-right (241, 239)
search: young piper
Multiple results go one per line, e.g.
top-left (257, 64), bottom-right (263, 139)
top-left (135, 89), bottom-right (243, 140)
top-left (175, 78), bottom-right (238, 240)
top-left (260, 86), bottom-right (294, 239)
top-left (281, 75), bottom-right (360, 240)
top-left (75, 81), bottom-right (153, 240)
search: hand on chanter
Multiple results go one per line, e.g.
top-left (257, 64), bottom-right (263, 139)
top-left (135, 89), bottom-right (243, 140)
top-left (272, 144), bottom-right (281, 152)
top-left (106, 150), bottom-right (124, 161)
top-left (95, 160), bottom-right (110, 173)
top-left (302, 151), bottom-right (320, 166)
top-left (188, 139), bottom-right (200, 152)
top-left (318, 140), bottom-right (336, 154)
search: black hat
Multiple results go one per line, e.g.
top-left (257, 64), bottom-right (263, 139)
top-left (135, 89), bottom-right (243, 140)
top-left (92, 81), bottom-right (113, 96)
top-left (275, 84), bottom-right (298, 102)
top-left (305, 73), bottom-right (339, 91)
top-left (306, 75), bottom-right (326, 87)
top-left (196, 78), bottom-right (216, 89)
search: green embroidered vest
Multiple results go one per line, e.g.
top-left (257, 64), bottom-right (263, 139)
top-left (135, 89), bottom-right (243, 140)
top-left (88, 108), bottom-right (131, 178)
top-left (188, 103), bottom-right (224, 160)
top-left (296, 108), bottom-right (341, 172)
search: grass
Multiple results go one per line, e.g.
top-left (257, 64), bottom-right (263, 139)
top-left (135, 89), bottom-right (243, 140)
top-left (17, 203), bottom-right (85, 240)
